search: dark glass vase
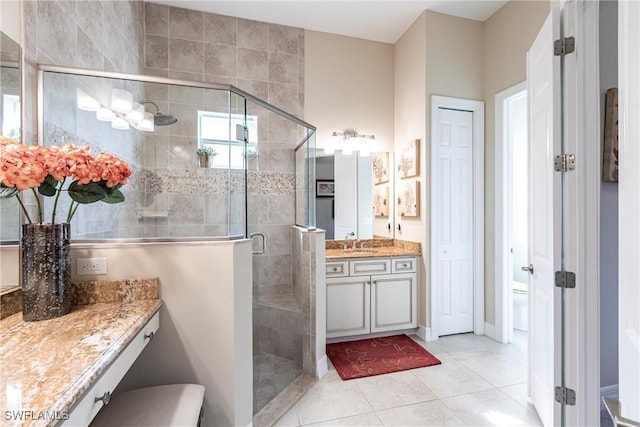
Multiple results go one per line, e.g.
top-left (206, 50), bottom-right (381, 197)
top-left (20, 223), bottom-right (71, 321)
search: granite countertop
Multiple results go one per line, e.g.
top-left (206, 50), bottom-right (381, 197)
top-left (325, 238), bottom-right (421, 260)
top-left (0, 280), bottom-right (161, 427)
top-left (326, 246), bottom-right (421, 259)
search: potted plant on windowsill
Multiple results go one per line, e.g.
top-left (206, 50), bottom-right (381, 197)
top-left (196, 147), bottom-right (217, 168)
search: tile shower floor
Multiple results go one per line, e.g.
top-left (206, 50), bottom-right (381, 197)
top-left (274, 331), bottom-right (543, 426)
top-left (255, 352), bottom-right (304, 414)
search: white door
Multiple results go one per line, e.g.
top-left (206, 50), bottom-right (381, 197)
top-left (618, 0), bottom-right (640, 421)
top-left (527, 8), bottom-right (561, 427)
top-left (434, 108), bottom-right (474, 336)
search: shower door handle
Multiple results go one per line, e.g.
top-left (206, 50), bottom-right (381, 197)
top-left (250, 232), bottom-right (266, 255)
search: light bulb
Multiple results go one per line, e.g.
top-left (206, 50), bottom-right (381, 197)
top-left (125, 104), bottom-right (145, 124)
top-left (111, 88), bottom-right (133, 114)
top-left (96, 108), bottom-right (116, 122)
top-left (76, 89), bottom-right (100, 111)
top-left (112, 117), bottom-right (130, 130)
top-left (136, 112), bottom-right (155, 132)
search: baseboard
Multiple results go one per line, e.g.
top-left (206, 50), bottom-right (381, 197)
top-left (417, 325), bottom-right (430, 341)
top-left (316, 355), bottom-right (328, 379)
top-left (484, 322), bottom-right (497, 340)
top-left (600, 384), bottom-right (619, 410)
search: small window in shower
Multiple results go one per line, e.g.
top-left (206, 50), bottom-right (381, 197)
top-left (197, 111), bottom-right (258, 169)
top-left (2, 94), bottom-right (20, 139)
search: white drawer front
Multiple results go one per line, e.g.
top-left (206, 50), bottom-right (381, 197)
top-left (63, 311), bottom-right (160, 427)
top-left (350, 259), bottom-right (391, 276)
top-left (392, 258), bottom-right (417, 274)
top-left (326, 261), bottom-right (349, 277)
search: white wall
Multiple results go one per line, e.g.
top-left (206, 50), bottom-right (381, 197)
top-left (82, 241), bottom-right (253, 427)
top-left (0, 1), bottom-right (21, 43)
top-left (393, 12), bottom-right (427, 327)
top-left (394, 11), bottom-right (483, 330)
top-left (305, 30), bottom-right (394, 153)
top-left (483, 0), bottom-right (550, 325)
top-left (0, 241), bottom-right (253, 427)
top-left (599, 0), bottom-right (619, 390)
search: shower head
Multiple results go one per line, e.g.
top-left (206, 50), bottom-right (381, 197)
top-left (153, 111), bottom-right (178, 126)
top-left (139, 100), bottom-right (178, 126)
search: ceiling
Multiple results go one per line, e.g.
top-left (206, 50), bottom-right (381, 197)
top-left (152, 1), bottom-right (509, 44)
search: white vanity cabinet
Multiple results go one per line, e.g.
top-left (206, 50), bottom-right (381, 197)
top-left (326, 257), bottom-right (417, 338)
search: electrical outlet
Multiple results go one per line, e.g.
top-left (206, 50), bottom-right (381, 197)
top-left (77, 257), bottom-right (107, 275)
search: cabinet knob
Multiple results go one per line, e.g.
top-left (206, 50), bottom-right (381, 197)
top-left (402, 263), bottom-right (409, 268)
top-left (144, 331), bottom-right (155, 341)
top-left (95, 391), bottom-right (111, 406)
top-left (332, 267), bottom-right (338, 272)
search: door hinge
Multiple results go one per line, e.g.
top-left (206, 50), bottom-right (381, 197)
top-left (554, 154), bottom-right (576, 172)
top-left (554, 37), bottom-right (575, 56)
top-left (555, 271), bottom-right (576, 289)
top-left (555, 386), bottom-right (576, 405)
top-left (235, 124), bottom-right (248, 142)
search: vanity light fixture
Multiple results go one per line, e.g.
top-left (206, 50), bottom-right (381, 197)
top-left (78, 89), bottom-right (157, 132)
top-left (330, 129), bottom-right (376, 156)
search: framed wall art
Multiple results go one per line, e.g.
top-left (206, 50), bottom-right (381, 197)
top-left (398, 180), bottom-right (419, 217)
top-left (602, 87), bottom-right (618, 182)
top-left (397, 139), bottom-right (420, 179)
top-left (372, 152), bottom-right (389, 184)
top-left (373, 184), bottom-right (389, 217)
top-left (316, 180), bottom-right (335, 197)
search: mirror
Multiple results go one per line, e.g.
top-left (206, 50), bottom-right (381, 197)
top-left (315, 151), bottom-right (394, 240)
top-left (0, 31), bottom-right (20, 140)
top-left (0, 31), bottom-right (21, 243)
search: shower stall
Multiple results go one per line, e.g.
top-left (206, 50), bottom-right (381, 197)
top-left (9, 65), bottom-right (317, 416)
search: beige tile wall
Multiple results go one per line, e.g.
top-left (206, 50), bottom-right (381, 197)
top-left (18, 0), bottom-right (147, 238)
top-left (140, 4), bottom-right (305, 243)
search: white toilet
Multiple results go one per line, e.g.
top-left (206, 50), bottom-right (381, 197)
top-left (513, 280), bottom-right (528, 331)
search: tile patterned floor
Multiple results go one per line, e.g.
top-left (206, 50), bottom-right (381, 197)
top-left (274, 331), bottom-right (543, 427)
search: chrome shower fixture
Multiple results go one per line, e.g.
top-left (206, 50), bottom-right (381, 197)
top-left (139, 100), bottom-right (178, 126)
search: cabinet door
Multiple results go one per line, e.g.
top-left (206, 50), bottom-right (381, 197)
top-left (326, 276), bottom-right (371, 338)
top-left (370, 273), bottom-right (417, 333)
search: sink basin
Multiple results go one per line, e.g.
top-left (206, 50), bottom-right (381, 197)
top-left (344, 249), bottom-right (376, 254)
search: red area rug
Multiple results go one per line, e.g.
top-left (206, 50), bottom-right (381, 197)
top-left (326, 334), bottom-right (441, 380)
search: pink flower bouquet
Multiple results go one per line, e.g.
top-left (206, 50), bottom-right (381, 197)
top-left (0, 136), bottom-right (131, 224)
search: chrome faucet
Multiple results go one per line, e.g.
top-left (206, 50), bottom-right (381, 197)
top-left (344, 232), bottom-right (355, 251)
top-left (353, 239), bottom-right (360, 251)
